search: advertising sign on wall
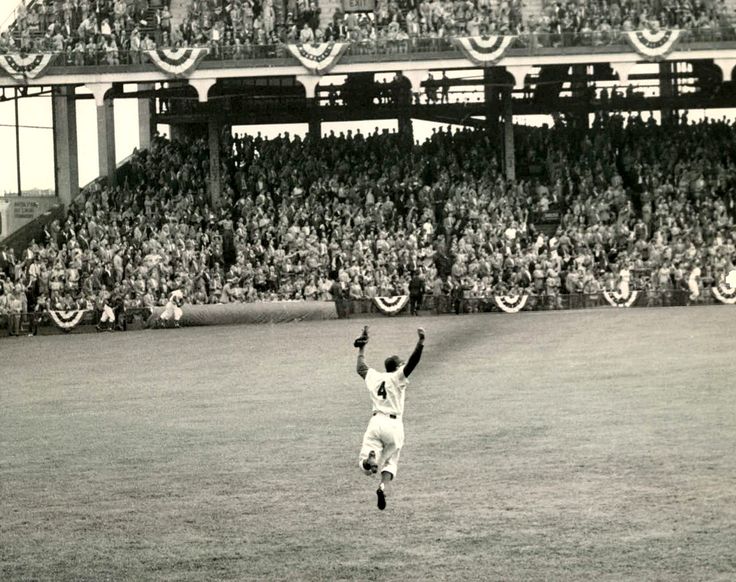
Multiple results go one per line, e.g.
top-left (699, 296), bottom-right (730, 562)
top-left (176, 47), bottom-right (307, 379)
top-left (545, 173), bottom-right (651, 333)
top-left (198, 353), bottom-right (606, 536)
top-left (343, 0), bottom-right (375, 12)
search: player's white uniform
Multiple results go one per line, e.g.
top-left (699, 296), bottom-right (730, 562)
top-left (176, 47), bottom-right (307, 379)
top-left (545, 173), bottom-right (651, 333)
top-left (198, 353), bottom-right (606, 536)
top-left (358, 367), bottom-right (408, 477)
top-left (160, 289), bottom-right (184, 321)
top-left (98, 290), bottom-right (115, 323)
top-left (618, 267), bottom-right (631, 297)
top-left (99, 303), bottom-right (115, 323)
top-left (688, 267), bottom-right (701, 300)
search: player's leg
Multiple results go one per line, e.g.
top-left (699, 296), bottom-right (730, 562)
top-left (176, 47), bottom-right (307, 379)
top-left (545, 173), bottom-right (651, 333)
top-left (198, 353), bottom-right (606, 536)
top-left (358, 422), bottom-right (383, 476)
top-left (159, 303), bottom-right (173, 327)
top-left (106, 306), bottom-right (116, 331)
top-left (374, 422), bottom-right (404, 510)
top-left (376, 451), bottom-right (401, 511)
top-left (97, 306), bottom-right (112, 330)
top-left (173, 306), bottom-right (183, 327)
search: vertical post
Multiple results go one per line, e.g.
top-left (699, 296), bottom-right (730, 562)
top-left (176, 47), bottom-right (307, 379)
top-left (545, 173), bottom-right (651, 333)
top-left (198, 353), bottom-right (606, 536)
top-left (502, 87), bottom-right (515, 182)
top-left (659, 62), bottom-right (676, 124)
top-left (96, 96), bottom-right (117, 186)
top-left (308, 115), bottom-right (321, 140)
top-left (14, 88), bottom-right (21, 196)
top-left (571, 64), bottom-right (589, 130)
top-left (137, 82), bottom-right (155, 149)
top-left (483, 68), bottom-right (499, 134)
top-left (208, 117), bottom-right (222, 210)
top-left (52, 86), bottom-right (80, 206)
top-left (398, 116), bottom-right (414, 143)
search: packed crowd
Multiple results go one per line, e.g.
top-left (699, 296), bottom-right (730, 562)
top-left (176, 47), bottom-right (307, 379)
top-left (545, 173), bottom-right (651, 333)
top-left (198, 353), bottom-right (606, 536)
top-left (529, 0), bottom-right (735, 46)
top-left (1, 114), bottom-right (735, 326)
top-left (1, 0), bottom-right (733, 62)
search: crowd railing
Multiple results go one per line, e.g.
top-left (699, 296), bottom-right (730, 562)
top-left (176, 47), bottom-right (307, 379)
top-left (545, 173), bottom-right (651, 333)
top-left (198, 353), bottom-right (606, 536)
top-left (0, 286), bottom-right (721, 337)
top-left (1, 27), bottom-right (734, 69)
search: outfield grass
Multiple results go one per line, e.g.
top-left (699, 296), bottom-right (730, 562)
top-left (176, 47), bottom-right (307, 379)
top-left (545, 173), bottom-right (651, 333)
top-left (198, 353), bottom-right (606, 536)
top-left (1, 306), bottom-right (735, 581)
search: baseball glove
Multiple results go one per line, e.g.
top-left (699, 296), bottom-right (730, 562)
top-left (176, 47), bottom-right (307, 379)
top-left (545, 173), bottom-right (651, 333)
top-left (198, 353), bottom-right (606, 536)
top-left (353, 325), bottom-right (370, 348)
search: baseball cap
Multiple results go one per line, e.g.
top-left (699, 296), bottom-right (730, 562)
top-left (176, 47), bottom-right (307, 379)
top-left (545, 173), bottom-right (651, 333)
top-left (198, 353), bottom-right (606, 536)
top-left (384, 355), bottom-right (403, 372)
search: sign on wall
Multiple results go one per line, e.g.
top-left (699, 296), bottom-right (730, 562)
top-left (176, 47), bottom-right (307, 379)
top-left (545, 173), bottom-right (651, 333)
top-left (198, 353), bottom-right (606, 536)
top-left (343, 0), bottom-right (375, 12)
top-left (12, 200), bottom-right (39, 219)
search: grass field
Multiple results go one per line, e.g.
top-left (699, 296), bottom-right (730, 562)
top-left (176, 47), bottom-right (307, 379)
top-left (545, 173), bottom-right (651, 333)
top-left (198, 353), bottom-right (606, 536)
top-left (2, 306), bottom-right (735, 581)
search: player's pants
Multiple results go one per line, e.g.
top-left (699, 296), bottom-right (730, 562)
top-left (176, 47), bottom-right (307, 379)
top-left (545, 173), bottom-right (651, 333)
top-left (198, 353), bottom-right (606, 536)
top-left (358, 413), bottom-right (404, 477)
top-left (99, 305), bottom-right (115, 323)
top-left (160, 302), bottom-right (182, 321)
top-left (688, 281), bottom-right (700, 300)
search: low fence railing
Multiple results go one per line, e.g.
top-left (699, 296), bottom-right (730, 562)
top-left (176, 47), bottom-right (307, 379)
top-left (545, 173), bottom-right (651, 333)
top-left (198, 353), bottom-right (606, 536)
top-left (0, 288), bottom-right (728, 337)
top-left (2, 27), bottom-right (735, 69)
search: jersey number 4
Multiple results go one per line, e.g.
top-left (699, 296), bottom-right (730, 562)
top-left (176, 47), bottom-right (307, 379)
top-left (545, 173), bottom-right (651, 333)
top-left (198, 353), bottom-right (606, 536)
top-left (377, 382), bottom-right (387, 400)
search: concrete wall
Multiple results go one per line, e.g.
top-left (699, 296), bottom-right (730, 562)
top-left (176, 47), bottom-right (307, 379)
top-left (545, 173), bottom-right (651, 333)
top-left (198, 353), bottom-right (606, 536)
top-left (0, 196), bottom-right (59, 242)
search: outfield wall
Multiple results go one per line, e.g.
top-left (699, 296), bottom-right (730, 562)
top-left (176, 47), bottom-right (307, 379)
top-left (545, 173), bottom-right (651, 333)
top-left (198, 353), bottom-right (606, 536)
top-left (146, 302), bottom-right (339, 327)
top-left (1, 288), bottom-right (733, 339)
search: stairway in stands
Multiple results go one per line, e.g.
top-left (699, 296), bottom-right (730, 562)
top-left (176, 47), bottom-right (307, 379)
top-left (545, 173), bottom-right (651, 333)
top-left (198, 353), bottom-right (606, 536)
top-left (138, 6), bottom-right (160, 42)
top-left (524, 0), bottom-right (546, 25)
top-left (168, 0), bottom-right (190, 38)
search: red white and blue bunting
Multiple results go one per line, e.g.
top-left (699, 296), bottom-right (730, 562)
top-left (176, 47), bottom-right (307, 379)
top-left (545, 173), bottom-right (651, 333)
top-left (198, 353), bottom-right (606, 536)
top-left (494, 294), bottom-right (529, 313)
top-left (373, 295), bottom-right (409, 315)
top-left (452, 35), bottom-right (515, 66)
top-left (286, 42), bottom-right (349, 74)
top-left (711, 269), bottom-right (736, 304)
top-left (144, 47), bottom-right (209, 77)
top-left (603, 289), bottom-right (640, 307)
top-left (0, 53), bottom-right (55, 81)
top-left (48, 309), bottom-right (87, 330)
top-left (624, 29), bottom-right (681, 60)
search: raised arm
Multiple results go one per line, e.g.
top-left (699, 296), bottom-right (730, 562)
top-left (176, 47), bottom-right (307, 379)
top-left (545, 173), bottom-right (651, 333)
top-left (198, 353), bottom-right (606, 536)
top-left (403, 328), bottom-right (425, 378)
top-left (354, 326), bottom-right (370, 378)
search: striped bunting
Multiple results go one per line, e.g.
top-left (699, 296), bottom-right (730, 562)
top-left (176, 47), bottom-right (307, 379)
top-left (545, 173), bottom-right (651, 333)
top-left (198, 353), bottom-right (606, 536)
top-left (144, 47), bottom-right (209, 77)
top-left (0, 53), bottom-right (55, 80)
top-left (494, 294), bottom-right (529, 313)
top-left (452, 35), bottom-right (515, 65)
top-left (711, 269), bottom-right (736, 304)
top-left (603, 289), bottom-right (640, 308)
top-left (285, 42), bottom-right (348, 74)
top-left (48, 309), bottom-right (87, 330)
top-left (373, 295), bottom-right (409, 316)
top-left (624, 29), bottom-right (681, 60)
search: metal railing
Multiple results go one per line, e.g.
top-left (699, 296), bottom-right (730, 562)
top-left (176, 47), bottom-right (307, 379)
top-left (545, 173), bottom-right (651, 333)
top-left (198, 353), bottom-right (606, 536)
top-left (2, 27), bottom-right (735, 69)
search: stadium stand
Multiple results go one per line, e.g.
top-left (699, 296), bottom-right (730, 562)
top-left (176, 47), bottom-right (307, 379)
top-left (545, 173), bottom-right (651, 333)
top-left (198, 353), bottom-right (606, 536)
top-left (1, 115), bottom-right (735, 331)
top-left (1, 0), bottom-right (734, 62)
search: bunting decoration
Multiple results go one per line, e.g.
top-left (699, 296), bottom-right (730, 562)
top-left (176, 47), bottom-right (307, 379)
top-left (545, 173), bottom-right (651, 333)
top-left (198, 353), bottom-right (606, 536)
top-left (452, 35), bottom-right (515, 66)
top-left (603, 289), bottom-right (640, 308)
top-left (494, 294), bottom-right (529, 313)
top-left (711, 269), bottom-right (736, 305)
top-left (144, 47), bottom-right (209, 77)
top-left (624, 29), bottom-right (681, 60)
top-left (285, 42), bottom-right (349, 74)
top-left (0, 53), bottom-right (55, 81)
top-left (48, 309), bottom-right (87, 331)
top-left (373, 295), bottom-right (409, 316)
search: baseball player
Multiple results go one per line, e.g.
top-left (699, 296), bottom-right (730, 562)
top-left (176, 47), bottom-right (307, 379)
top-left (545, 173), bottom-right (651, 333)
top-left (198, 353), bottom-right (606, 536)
top-left (354, 325), bottom-right (425, 510)
top-left (159, 288), bottom-right (184, 328)
top-left (96, 287), bottom-right (116, 332)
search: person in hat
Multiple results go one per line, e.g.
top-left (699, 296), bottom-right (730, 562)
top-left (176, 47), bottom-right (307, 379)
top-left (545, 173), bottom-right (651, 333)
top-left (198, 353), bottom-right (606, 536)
top-left (354, 326), bottom-right (425, 510)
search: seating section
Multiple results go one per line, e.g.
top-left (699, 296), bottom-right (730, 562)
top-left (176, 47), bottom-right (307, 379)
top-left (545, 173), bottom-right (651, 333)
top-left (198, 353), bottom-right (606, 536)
top-left (1, 0), bottom-right (733, 59)
top-left (1, 116), bottom-right (735, 317)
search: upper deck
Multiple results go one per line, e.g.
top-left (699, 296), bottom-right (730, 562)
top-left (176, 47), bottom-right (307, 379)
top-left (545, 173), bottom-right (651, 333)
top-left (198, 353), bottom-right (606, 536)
top-left (1, 30), bottom-right (736, 101)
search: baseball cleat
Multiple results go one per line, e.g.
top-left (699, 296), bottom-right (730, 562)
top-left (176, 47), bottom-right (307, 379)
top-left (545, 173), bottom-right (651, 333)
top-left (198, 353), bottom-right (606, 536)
top-left (376, 483), bottom-right (386, 510)
top-left (362, 451), bottom-right (378, 474)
